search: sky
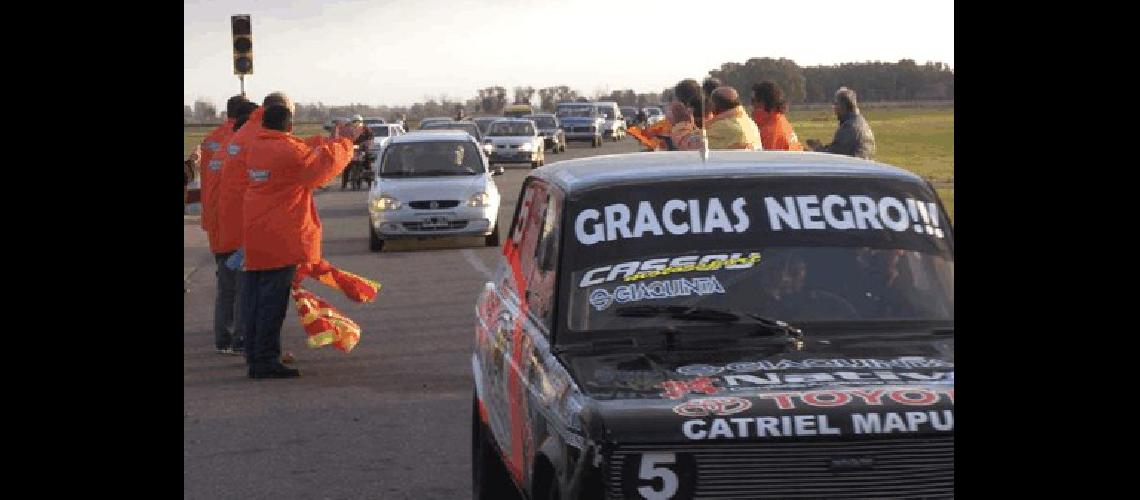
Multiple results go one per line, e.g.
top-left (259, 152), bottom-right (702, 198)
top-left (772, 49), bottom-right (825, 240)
top-left (185, 0), bottom-right (954, 108)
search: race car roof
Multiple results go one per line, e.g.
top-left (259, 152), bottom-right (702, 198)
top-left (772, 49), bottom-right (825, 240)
top-left (534, 151), bottom-right (927, 194)
top-left (390, 130), bottom-right (478, 144)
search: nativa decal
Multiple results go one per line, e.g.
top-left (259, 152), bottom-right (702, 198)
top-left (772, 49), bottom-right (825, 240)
top-left (658, 371), bottom-right (954, 398)
top-left (578, 252), bottom-right (762, 288)
top-left (588, 275), bottom-right (725, 311)
top-left (676, 356), bottom-right (954, 376)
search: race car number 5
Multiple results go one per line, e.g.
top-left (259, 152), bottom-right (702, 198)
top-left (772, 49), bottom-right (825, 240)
top-left (638, 453), bottom-right (678, 499)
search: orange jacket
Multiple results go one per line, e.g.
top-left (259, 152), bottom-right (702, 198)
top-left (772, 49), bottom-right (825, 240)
top-left (198, 119), bottom-right (235, 251)
top-left (752, 109), bottom-right (804, 151)
top-left (240, 130), bottom-right (354, 271)
top-left (644, 118), bottom-right (673, 150)
top-left (215, 108), bottom-right (267, 254)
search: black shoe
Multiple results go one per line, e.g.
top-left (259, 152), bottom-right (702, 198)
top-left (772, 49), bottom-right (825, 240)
top-left (249, 364), bottom-right (300, 379)
top-left (225, 344), bottom-right (245, 356)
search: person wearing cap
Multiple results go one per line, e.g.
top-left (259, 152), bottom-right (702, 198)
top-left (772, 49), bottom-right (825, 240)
top-left (340, 114), bottom-right (375, 190)
top-left (198, 95), bottom-right (248, 354)
top-left (703, 86), bottom-right (762, 150)
top-left (751, 81), bottom-right (804, 151)
top-left (239, 105), bottom-right (361, 379)
top-left (805, 87), bottom-right (876, 159)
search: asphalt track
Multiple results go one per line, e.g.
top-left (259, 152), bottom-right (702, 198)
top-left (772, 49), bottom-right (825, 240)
top-left (183, 136), bottom-right (643, 499)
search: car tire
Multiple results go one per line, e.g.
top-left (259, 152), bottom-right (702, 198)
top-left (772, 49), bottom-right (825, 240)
top-left (473, 395), bottom-right (522, 500)
top-left (485, 221), bottom-right (500, 247)
top-left (368, 223), bottom-right (384, 252)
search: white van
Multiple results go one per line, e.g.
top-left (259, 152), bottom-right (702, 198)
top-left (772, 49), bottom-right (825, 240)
top-left (593, 101), bottom-right (626, 141)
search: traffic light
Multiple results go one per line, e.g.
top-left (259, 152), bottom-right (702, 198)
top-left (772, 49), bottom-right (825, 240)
top-left (231, 15), bottom-right (253, 75)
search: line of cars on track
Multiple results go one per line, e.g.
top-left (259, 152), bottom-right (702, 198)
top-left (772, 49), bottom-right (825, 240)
top-left (359, 101), bottom-right (642, 253)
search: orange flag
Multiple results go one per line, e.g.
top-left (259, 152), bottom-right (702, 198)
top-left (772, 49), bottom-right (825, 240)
top-left (291, 260), bottom-right (381, 352)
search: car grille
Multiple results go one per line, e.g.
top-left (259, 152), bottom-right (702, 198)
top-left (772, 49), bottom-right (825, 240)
top-left (571, 126), bottom-right (593, 133)
top-left (402, 221), bottom-right (468, 231)
top-left (407, 200), bottom-right (459, 209)
top-left (606, 436), bottom-right (953, 499)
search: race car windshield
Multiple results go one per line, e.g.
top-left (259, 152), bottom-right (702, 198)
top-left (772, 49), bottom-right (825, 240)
top-left (379, 141), bottom-right (484, 176)
top-left (559, 178), bottom-right (954, 334)
top-left (370, 126), bottom-right (389, 137)
top-left (597, 108), bottom-right (615, 119)
top-left (645, 108), bottom-right (662, 116)
top-left (488, 122), bottom-right (535, 136)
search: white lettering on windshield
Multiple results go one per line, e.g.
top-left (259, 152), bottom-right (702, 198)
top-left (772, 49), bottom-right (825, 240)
top-left (587, 276), bottom-right (726, 311)
top-left (764, 195), bottom-right (944, 238)
top-left (573, 197), bottom-right (749, 245)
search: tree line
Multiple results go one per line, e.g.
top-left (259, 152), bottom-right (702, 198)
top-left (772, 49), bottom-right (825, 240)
top-left (185, 58), bottom-right (952, 124)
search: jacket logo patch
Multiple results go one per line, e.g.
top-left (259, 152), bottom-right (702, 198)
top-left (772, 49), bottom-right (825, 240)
top-left (248, 169), bottom-right (270, 182)
top-left (206, 141), bottom-right (221, 152)
top-left (208, 159), bottom-right (222, 171)
top-left (227, 144), bottom-right (241, 155)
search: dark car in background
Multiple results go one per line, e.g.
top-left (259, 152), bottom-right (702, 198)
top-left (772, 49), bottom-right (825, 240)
top-left (620, 106), bottom-right (639, 127)
top-left (473, 150), bottom-right (954, 499)
top-left (524, 114), bottom-right (566, 154)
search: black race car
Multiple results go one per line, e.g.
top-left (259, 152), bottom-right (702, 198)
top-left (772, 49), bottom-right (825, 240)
top-left (473, 150), bottom-right (955, 499)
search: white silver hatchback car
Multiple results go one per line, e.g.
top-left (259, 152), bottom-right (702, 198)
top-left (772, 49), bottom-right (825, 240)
top-left (367, 130), bottom-right (501, 252)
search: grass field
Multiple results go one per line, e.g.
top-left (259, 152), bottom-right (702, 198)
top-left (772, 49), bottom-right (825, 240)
top-left (184, 105), bottom-right (953, 220)
top-left (787, 105), bottom-right (953, 221)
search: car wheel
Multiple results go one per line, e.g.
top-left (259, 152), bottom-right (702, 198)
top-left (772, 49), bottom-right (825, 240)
top-left (368, 223), bottom-right (384, 252)
top-left (473, 394), bottom-right (522, 500)
top-left (485, 221), bottom-right (500, 247)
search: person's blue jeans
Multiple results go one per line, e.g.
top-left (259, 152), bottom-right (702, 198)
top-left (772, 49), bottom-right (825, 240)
top-left (213, 252), bottom-right (243, 350)
top-left (239, 265), bottom-right (297, 369)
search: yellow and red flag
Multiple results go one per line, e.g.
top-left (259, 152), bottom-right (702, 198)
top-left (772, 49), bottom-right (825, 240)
top-left (290, 260), bottom-right (381, 352)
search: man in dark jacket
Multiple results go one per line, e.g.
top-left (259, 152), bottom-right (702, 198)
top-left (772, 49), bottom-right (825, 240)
top-left (806, 87), bottom-right (876, 159)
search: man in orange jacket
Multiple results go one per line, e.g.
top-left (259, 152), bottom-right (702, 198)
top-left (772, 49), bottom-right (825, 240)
top-left (238, 104), bottom-right (361, 379)
top-left (751, 81), bottom-right (804, 151)
top-left (198, 95), bottom-right (248, 354)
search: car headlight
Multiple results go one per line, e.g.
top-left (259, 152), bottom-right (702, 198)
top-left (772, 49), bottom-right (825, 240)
top-left (468, 192), bottom-right (491, 207)
top-left (518, 143), bottom-right (533, 151)
top-left (370, 196), bottom-right (402, 211)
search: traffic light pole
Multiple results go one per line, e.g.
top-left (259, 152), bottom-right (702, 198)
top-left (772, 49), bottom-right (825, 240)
top-left (240, 75), bottom-right (246, 97)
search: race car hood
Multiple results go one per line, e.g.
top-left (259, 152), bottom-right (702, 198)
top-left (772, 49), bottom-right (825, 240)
top-left (561, 336), bottom-right (954, 444)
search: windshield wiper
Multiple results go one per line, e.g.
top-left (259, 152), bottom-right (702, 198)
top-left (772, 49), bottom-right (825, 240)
top-left (613, 305), bottom-right (805, 348)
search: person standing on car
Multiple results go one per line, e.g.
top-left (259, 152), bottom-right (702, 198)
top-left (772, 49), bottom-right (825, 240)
top-left (198, 95), bottom-right (248, 354)
top-left (805, 87), bottom-right (876, 159)
top-left (751, 81), bottom-right (804, 151)
top-left (703, 86), bottom-right (762, 150)
top-left (238, 105), bottom-right (360, 379)
top-left (341, 114), bottom-right (374, 190)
